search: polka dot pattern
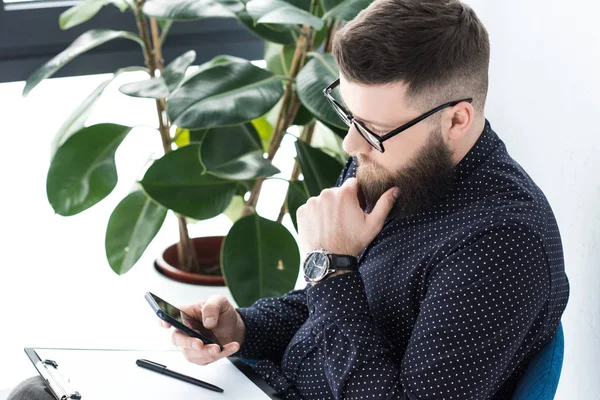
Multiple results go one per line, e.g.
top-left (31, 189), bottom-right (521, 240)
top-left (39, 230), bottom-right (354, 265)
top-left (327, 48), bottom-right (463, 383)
top-left (233, 120), bottom-right (569, 399)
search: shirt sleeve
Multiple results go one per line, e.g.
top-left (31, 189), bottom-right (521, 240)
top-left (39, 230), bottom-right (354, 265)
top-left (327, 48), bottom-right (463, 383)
top-left (305, 223), bottom-right (550, 399)
top-left (233, 285), bottom-right (310, 363)
top-left (230, 157), bottom-right (354, 364)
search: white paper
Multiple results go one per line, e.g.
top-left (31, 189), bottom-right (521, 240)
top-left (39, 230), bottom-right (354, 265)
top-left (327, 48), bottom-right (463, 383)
top-left (32, 348), bottom-right (272, 400)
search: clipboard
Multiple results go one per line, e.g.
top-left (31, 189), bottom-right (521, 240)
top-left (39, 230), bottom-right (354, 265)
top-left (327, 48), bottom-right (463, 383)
top-left (25, 347), bottom-right (282, 399)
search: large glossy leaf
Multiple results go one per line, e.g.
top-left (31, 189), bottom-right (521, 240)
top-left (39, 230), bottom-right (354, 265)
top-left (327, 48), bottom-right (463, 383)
top-left (200, 123), bottom-right (280, 180)
top-left (51, 66), bottom-right (147, 159)
top-left (322, 0), bottom-right (371, 20)
top-left (47, 123), bottom-right (132, 216)
top-left (236, 9), bottom-right (295, 44)
top-left (292, 104), bottom-right (314, 126)
top-left (223, 195), bottom-right (245, 223)
top-left (105, 190), bottom-right (167, 275)
top-left (295, 139), bottom-right (343, 196)
top-left (52, 79), bottom-right (111, 158)
top-left (296, 52), bottom-right (346, 131)
top-left (140, 144), bottom-right (237, 220)
top-left (247, 0), bottom-right (324, 30)
top-left (221, 214), bottom-right (300, 307)
top-left (142, 0), bottom-right (242, 20)
top-left (251, 116), bottom-right (273, 152)
top-left (59, 0), bottom-right (129, 30)
top-left (23, 30), bottom-right (143, 97)
top-left (312, 121), bottom-right (347, 164)
top-left (119, 50), bottom-right (196, 99)
top-left (168, 60), bottom-right (284, 129)
top-left (265, 42), bottom-right (295, 77)
top-left (320, 0), bottom-right (341, 12)
top-left (287, 180), bottom-right (309, 232)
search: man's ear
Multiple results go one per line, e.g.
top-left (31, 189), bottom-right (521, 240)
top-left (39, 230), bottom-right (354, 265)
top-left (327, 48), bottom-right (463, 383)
top-left (442, 101), bottom-right (475, 142)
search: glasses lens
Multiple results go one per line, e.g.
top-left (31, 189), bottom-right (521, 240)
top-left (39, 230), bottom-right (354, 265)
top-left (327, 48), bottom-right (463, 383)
top-left (354, 122), bottom-right (383, 152)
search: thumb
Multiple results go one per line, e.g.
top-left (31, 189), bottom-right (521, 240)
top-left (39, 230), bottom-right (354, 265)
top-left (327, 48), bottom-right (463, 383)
top-left (369, 186), bottom-right (398, 226)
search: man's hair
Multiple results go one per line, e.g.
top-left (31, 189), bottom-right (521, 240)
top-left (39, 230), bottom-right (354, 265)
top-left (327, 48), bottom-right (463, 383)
top-left (332, 0), bottom-right (490, 118)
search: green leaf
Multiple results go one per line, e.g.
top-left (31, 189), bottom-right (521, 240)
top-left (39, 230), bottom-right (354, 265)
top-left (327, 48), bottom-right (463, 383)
top-left (236, 9), bottom-right (295, 44)
top-left (52, 79), bottom-right (111, 157)
top-left (142, 0), bottom-right (243, 20)
top-left (295, 139), bottom-right (343, 196)
top-left (140, 144), bottom-right (237, 220)
top-left (265, 42), bottom-right (295, 77)
top-left (119, 77), bottom-right (169, 99)
top-left (223, 195), bottom-right (245, 223)
top-left (23, 29), bottom-right (144, 97)
top-left (251, 116), bottom-right (273, 152)
top-left (60, 0), bottom-right (105, 30)
top-left (292, 104), bottom-right (314, 126)
top-left (287, 180), bottom-right (309, 232)
top-left (59, 0), bottom-right (130, 30)
top-left (321, 119), bottom-right (348, 138)
top-left (200, 123), bottom-right (280, 180)
top-left (312, 121), bottom-right (347, 164)
top-left (162, 50), bottom-right (196, 91)
top-left (322, 0), bottom-right (371, 20)
top-left (106, 190), bottom-right (167, 275)
top-left (320, 0), bottom-right (340, 12)
top-left (247, 0), bottom-right (324, 30)
top-left (47, 123), bottom-right (132, 216)
top-left (119, 50), bottom-right (196, 99)
top-left (296, 52), bottom-right (346, 130)
top-left (221, 214), bottom-right (300, 307)
top-left (51, 66), bottom-right (147, 159)
top-left (167, 60), bottom-right (285, 129)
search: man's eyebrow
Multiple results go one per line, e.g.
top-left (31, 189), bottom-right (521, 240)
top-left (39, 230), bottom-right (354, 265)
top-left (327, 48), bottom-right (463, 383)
top-left (339, 92), bottom-right (394, 129)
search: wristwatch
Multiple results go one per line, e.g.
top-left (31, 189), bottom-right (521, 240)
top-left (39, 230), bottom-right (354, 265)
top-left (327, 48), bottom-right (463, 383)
top-left (303, 250), bottom-right (359, 283)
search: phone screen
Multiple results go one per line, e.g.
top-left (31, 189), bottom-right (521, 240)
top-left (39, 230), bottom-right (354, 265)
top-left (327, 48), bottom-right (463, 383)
top-left (148, 293), bottom-right (221, 345)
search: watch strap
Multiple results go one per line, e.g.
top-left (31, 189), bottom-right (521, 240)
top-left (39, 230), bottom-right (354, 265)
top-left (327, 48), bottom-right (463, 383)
top-left (329, 254), bottom-right (358, 271)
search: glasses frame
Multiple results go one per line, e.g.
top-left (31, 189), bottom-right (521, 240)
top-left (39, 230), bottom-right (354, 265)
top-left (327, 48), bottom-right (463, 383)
top-left (323, 78), bottom-right (473, 153)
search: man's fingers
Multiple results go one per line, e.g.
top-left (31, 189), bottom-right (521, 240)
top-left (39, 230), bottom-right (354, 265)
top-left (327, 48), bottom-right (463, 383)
top-left (172, 330), bottom-right (206, 350)
top-left (369, 186), bottom-right (399, 226)
top-left (178, 301), bottom-right (206, 321)
top-left (180, 341), bottom-right (241, 366)
top-left (201, 295), bottom-right (232, 329)
top-left (159, 320), bottom-right (171, 329)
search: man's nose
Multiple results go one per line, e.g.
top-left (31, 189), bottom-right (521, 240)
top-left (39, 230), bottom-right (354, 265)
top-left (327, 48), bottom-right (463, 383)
top-left (342, 123), bottom-right (373, 155)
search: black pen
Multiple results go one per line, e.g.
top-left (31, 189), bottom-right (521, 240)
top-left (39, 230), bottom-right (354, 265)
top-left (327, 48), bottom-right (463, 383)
top-left (136, 358), bottom-right (224, 393)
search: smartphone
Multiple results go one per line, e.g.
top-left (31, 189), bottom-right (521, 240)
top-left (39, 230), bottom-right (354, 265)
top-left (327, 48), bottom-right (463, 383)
top-left (145, 292), bottom-right (224, 350)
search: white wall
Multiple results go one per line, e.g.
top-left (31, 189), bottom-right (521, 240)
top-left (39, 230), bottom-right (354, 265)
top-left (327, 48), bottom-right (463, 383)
top-left (465, 0), bottom-right (600, 398)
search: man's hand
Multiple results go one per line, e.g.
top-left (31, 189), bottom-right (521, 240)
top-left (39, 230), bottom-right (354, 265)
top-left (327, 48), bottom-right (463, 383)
top-left (159, 295), bottom-right (245, 366)
top-left (296, 177), bottom-right (399, 258)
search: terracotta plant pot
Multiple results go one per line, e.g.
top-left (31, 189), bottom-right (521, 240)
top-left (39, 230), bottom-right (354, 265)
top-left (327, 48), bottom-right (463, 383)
top-left (154, 236), bottom-right (226, 286)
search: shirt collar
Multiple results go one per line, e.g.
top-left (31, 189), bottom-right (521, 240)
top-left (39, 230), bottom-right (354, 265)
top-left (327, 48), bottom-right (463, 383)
top-left (452, 119), bottom-right (502, 183)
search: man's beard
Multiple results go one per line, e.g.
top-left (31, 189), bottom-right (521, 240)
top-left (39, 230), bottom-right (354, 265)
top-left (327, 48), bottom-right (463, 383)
top-left (356, 126), bottom-right (456, 220)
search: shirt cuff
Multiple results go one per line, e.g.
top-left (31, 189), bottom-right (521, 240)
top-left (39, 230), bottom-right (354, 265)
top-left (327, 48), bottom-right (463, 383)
top-left (306, 272), bottom-right (370, 327)
top-left (230, 307), bottom-right (262, 359)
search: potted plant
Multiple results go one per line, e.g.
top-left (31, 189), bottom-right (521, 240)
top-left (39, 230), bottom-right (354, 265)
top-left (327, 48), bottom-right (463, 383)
top-left (23, 0), bottom-right (370, 307)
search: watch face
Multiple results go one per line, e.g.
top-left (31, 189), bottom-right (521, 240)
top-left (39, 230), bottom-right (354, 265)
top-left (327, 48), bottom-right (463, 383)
top-left (304, 252), bottom-right (329, 281)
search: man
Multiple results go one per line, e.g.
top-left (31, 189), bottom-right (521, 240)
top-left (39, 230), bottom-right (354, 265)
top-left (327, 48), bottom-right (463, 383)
top-left (8, 0), bottom-right (568, 399)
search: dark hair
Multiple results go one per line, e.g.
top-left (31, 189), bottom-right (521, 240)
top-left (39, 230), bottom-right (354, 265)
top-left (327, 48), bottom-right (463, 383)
top-left (332, 0), bottom-right (490, 117)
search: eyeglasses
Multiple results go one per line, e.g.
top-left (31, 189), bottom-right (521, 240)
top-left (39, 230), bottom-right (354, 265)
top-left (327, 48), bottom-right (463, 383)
top-left (323, 78), bottom-right (473, 153)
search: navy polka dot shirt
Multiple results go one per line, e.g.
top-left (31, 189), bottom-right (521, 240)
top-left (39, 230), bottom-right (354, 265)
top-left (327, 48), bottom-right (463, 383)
top-left (233, 120), bottom-right (570, 399)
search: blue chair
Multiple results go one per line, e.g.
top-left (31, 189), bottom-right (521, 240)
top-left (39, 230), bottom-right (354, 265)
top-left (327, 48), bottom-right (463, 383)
top-left (512, 322), bottom-right (565, 400)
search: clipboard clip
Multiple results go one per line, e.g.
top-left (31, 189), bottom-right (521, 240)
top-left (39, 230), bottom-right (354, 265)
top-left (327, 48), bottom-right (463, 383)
top-left (36, 358), bottom-right (82, 400)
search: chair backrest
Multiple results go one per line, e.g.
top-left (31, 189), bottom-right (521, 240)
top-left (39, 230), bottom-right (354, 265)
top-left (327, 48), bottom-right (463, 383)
top-left (512, 322), bottom-right (564, 400)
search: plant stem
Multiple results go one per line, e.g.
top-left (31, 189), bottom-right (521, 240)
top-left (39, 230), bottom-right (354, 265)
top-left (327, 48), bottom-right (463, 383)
top-left (134, 0), bottom-right (198, 273)
top-left (242, 25), bottom-right (314, 217)
top-left (276, 120), bottom-right (316, 223)
top-left (150, 18), bottom-right (164, 71)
